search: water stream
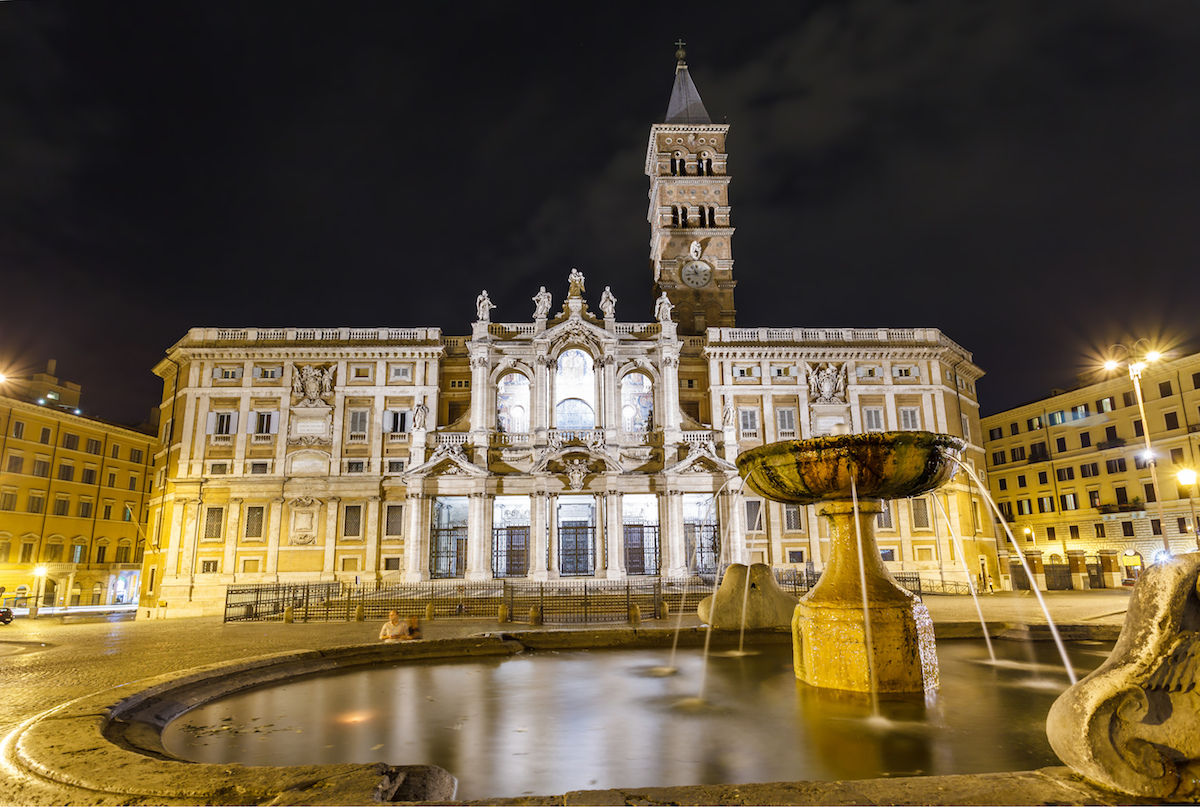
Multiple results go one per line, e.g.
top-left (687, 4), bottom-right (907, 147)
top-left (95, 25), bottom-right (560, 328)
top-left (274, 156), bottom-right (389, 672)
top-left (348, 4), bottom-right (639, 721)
top-left (930, 494), bottom-right (996, 663)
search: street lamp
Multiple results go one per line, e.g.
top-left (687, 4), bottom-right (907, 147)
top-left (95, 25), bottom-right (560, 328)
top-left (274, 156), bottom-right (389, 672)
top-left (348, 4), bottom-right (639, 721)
top-left (1177, 468), bottom-right (1200, 551)
top-left (1104, 342), bottom-right (1170, 555)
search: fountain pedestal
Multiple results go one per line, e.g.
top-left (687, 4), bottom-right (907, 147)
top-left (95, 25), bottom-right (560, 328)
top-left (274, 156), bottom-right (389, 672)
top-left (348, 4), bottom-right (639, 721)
top-left (736, 432), bottom-right (963, 696)
top-left (794, 500), bottom-right (938, 693)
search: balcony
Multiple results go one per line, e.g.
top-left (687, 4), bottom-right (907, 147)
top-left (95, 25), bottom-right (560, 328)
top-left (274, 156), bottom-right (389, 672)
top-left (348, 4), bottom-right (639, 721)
top-left (1096, 438), bottom-right (1126, 450)
top-left (250, 433), bottom-right (274, 444)
top-left (1096, 502), bottom-right (1145, 514)
top-left (386, 432), bottom-right (411, 444)
top-left (210, 434), bottom-right (233, 446)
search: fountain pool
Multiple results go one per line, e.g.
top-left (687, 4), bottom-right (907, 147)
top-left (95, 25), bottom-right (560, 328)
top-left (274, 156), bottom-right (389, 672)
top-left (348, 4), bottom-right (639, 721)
top-left (163, 638), bottom-right (1111, 801)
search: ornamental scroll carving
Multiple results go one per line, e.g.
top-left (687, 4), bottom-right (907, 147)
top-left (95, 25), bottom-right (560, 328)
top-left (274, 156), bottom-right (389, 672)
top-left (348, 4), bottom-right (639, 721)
top-left (806, 362), bottom-right (846, 404)
top-left (292, 365), bottom-right (335, 407)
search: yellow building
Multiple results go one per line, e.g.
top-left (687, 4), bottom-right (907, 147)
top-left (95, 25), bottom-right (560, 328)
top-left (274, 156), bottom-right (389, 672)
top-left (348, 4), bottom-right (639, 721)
top-left (981, 350), bottom-right (1200, 588)
top-left (0, 363), bottom-right (157, 610)
top-left (139, 50), bottom-right (996, 618)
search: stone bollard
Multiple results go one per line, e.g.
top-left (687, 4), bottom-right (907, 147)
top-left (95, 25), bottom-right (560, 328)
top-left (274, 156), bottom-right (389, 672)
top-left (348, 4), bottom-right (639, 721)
top-left (354, 603), bottom-right (365, 622)
top-left (498, 603), bottom-right (509, 623)
top-left (529, 605), bottom-right (542, 626)
top-left (425, 602), bottom-right (435, 621)
top-left (628, 604), bottom-right (641, 626)
top-left (283, 606), bottom-right (294, 624)
top-left (660, 600), bottom-right (670, 619)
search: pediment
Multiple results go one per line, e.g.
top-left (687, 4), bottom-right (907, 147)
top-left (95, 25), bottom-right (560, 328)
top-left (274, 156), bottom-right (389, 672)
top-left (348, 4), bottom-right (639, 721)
top-left (539, 316), bottom-right (614, 356)
top-left (406, 444), bottom-right (489, 478)
top-left (531, 444), bottom-right (623, 474)
top-left (664, 441), bottom-right (737, 475)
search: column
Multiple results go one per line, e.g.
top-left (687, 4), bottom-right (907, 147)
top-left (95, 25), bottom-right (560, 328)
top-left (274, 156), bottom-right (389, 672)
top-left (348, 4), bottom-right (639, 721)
top-left (466, 492), bottom-right (488, 580)
top-left (1066, 548), bottom-right (1089, 590)
top-left (164, 498), bottom-right (187, 576)
top-left (223, 499), bottom-right (241, 576)
top-left (64, 570), bottom-right (76, 608)
top-left (365, 496), bottom-right (381, 582)
top-left (468, 351), bottom-right (491, 455)
top-left (725, 481), bottom-right (748, 566)
top-left (666, 490), bottom-right (686, 577)
top-left (534, 354), bottom-right (552, 438)
top-left (660, 350), bottom-right (682, 443)
top-left (1025, 548), bottom-right (1047, 591)
top-left (547, 493), bottom-right (559, 577)
top-left (996, 549), bottom-right (1012, 591)
top-left (263, 498), bottom-right (283, 577)
top-left (530, 492), bottom-right (548, 580)
top-left (322, 497), bottom-right (340, 578)
top-left (899, 498), bottom-right (916, 565)
top-left (405, 493), bottom-right (425, 581)
top-left (605, 489), bottom-right (625, 579)
top-left (178, 499), bottom-right (200, 580)
top-left (234, 393), bottom-right (252, 468)
top-left (593, 492), bottom-right (606, 576)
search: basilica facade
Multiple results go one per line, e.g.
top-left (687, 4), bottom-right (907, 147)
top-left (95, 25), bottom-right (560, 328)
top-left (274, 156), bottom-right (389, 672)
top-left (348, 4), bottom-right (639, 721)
top-left (139, 52), bottom-right (996, 617)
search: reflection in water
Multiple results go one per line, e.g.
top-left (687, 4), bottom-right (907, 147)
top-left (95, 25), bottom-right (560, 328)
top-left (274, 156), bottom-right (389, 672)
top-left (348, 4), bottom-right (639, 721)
top-left (162, 640), bottom-right (1110, 801)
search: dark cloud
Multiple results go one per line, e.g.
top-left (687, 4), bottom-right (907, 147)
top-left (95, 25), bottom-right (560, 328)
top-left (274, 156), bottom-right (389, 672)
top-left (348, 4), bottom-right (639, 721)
top-left (1, 1), bottom-right (1198, 422)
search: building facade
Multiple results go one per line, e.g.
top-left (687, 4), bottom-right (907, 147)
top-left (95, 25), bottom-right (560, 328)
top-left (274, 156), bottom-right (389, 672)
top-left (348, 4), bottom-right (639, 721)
top-left (0, 363), bottom-right (156, 609)
top-left (139, 52), bottom-right (995, 617)
top-left (982, 351), bottom-right (1200, 585)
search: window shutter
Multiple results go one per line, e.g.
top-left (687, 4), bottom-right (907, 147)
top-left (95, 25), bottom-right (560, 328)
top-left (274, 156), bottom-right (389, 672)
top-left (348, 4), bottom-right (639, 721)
top-left (211, 367), bottom-right (221, 380)
top-left (206, 412), bottom-right (216, 434)
top-left (269, 412), bottom-right (278, 434)
top-left (399, 411), bottom-right (409, 432)
top-left (228, 412), bottom-right (239, 433)
top-left (234, 366), bottom-right (244, 379)
top-left (856, 366), bottom-right (867, 378)
top-left (891, 366), bottom-right (901, 377)
top-left (911, 366), bottom-right (920, 378)
top-left (251, 366), bottom-right (262, 378)
top-left (384, 410), bottom-right (397, 432)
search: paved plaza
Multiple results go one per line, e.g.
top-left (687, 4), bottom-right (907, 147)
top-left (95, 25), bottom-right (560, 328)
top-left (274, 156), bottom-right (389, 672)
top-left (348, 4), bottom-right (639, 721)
top-left (0, 590), bottom-right (1142, 805)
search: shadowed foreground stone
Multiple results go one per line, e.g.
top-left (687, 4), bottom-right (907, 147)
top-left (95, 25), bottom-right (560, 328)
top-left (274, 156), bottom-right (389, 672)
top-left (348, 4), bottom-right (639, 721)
top-left (697, 562), bottom-right (798, 628)
top-left (1047, 553), bottom-right (1200, 801)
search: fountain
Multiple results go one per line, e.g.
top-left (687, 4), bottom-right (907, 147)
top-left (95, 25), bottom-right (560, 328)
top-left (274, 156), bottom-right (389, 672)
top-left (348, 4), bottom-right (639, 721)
top-left (736, 430), bottom-right (964, 694)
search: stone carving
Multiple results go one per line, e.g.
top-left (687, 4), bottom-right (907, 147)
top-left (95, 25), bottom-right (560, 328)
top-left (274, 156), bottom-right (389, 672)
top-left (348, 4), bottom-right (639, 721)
top-left (807, 362), bottom-right (847, 404)
top-left (1047, 553), bottom-right (1200, 800)
top-left (600, 286), bottom-right (616, 318)
top-left (470, 352), bottom-right (489, 369)
top-left (292, 365), bottom-right (335, 407)
top-left (290, 435), bottom-right (332, 446)
top-left (412, 400), bottom-right (429, 430)
top-left (567, 268), bottom-right (585, 298)
top-left (689, 239), bottom-right (702, 259)
top-left (654, 292), bottom-right (674, 323)
top-left (723, 401), bottom-right (736, 427)
top-left (564, 458), bottom-right (589, 491)
top-left (532, 286), bottom-right (552, 318)
top-left (476, 290), bottom-right (496, 322)
top-left (289, 496), bottom-right (317, 509)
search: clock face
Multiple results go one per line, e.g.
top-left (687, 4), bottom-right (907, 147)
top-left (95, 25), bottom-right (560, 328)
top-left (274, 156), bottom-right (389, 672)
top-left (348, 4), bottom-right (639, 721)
top-left (681, 260), bottom-right (712, 288)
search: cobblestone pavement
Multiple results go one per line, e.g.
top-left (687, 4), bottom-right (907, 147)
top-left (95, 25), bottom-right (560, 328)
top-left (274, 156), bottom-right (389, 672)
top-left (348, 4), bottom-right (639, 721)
top-left (0, 589), bottom-right (1134, 805)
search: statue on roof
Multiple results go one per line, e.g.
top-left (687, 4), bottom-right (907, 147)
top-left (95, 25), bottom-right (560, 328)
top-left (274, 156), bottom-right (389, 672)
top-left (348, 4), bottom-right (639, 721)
top-left (600, 286), bottom-right (616, 319)
top-left (532, 286), bottom-right (552, 319)
top-left (476, 290), bottom-right (496, 322)
top-left (567, 268), bottom-right (585, 299)
top-left (654, 292), bottom-right (674, 323)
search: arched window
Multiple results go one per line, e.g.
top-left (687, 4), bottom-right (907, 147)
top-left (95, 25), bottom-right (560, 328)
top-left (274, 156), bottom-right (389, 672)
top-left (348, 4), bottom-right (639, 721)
top-left (496, 372), bottom-right (530, 433)
top-left (621, 372), bottom-right (654, 432)
top-left (555, 349), bottom-right (596, 429)
top-left (705, 158), bottom-right (713, 174)
top-left (671, 206), bottom-right (679, 228)
top-left (707, 206), bottom-right (716, 227)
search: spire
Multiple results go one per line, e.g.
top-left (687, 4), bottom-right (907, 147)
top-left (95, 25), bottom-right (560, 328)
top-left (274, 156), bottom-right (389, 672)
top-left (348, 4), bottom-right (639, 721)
top-left (663, 41), bottom-right (712, 125)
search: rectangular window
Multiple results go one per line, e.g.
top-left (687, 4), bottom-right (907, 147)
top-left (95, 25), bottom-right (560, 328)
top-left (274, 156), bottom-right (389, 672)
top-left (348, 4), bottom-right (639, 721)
top-left (44, 544), bottom-right (63, 562)
top-left (1115, 486), bottom-right (1128, 505)
top-left (1037, 495), bottom-right (1055, 513)
top-left (130, 448), bottom-right (143, 464)
top-left (33, 459), bottom-right (50, 477)
top-left (204, 507), bottom-right (224, 539)
top-left (349, 410), bottom-right (368, 435)
top-left (70, 544), bottom-right (84, 563)
top-left (899, 408), bottom-right (921, 430)
top-left (1055, 437), bottom-right (1067, 453)
top-left (1123, 391), bottom-right (1136, 407)
top-left (386, 504), bottom-right (404, 535)
top-left (784, 504), bottom-right (803, 531)
top-left (787, 550), bottom-right (805, 564)
top-left (53, 497), bottom-right (69, 516)
top-left (20, 543), bottom-right (34, 563)
top-left (998, 478), bottom-right (1008, 491)
top-left (1089, 489), bottom-right (1101, 508)
top-left (1178, 517), bottom-right (1190, 534)
top-left (62, 433), bottom-right (78, 450)
top-left (27, 494), bottom-right (45, 514)
top-left (911, 498), bottom-right (931, 529)
top-left (998, 501), bottom-right (1014, 520)
top-left (384, 410), bottom-right (409, 433)
top-left (1095, 523), bottom-right (1105, 538)
top-left (1080, 462), bottom-right (1099, 478)
top-left (877, 500), bottom-right (894, 529)
top-left (244, 506), bottom-right (264, 538)
top-left (776, 408), bottom-right (797, 439)
top-left (201, 560), bottom-right (219, 574)
top-left (0, 490), bottom-right (16, 510)
top-left (1122, 520), bottom-right (1135, 537)
top-left (1060, 493), bottom-right (1079, 511)
top-left (387, 460), bottom-right (405, 474)
top-left (209, 463), bottom-right (227, 475)
top-left (1017, 474), bottom-right (1027, 488)
top-left (1048, 411), bottom-right (1065, 426)
top-left (1106, 458), bottom-right (1127, 474)
top-left (745, 500), bottom-right (763, 531)
top-left (989, 427), bottom-right (1003, 441)
top-left (1165, 412), bottom-right (1180, 431)
top-left (738, 409), bottom-right (759, 439)
top-left (1072, 404), bottom-right (1090, 420)
top-left (102, 503), bottom-right (112, 519)
top-left (1144, 483), bottom-right (1157, 503)
top-left (250, 462), bottom-right (269, 474)
top-left (85, 438), bottom-right (101, 454)
top-left (107, 472), bottom-right (116, 486)
top-left (1152, 519), bottom-right (1162, 536)
top-left (862, 408), bottom-right (884, 432)
top-left (1134, 420), bottom-right (1144, 437)
top-left (11, 420), bottom-right (24, 439)
top-left (1038, 471), bottom-right (1048, 484)
top-left (346, 460), bottom-right (365, 474)
top-left (5, 454), bottom-right (21, 473)
top-left (115, 544), bottom-right (130, 563)
top-left (1171, 447), bottom-right (1185, 465)
top-left (40, 427), bottom-right (51, 444)
top-left (344, 505), bottom-right (362, 537)
top-left (1080, 432), bottom-right (1091, 448)
top-left (384, 557), bottom-right (402, 570)
top-left (1029, 442), bottom-right (1049, 461)
top-left (1159, 380), bottom-right (1173, 397)
top-left (1105, 425), bottom-right (1118, 441)
top-left (128, 475), bottom-right (138, 491)
top-left (1027, 416), bottom-right (1042, 431)
top-left (1010, 423), bottom-right (1020, 436)
top-left (215, 413), bottom-right (232, 435)
top-left (1097, 396), bottom-right (1115, 413)
top-left (879, 548), bottom-right (896, 561)
top-left (961, 413), bottom-right (971, 441)
top-left (1010, 446), bottom-right (1026, 462)
top-left (1056, 467), bottom-right (1074, 482)
top-left (78, 500), bottom-right (93, 519)
top-left (81, 467), bottom-right (96, 485)
top-left (992, 451), bottom-right (1006, 466)
top-left (255, 411), bottom-right (275, 434)
top-left (111, 444), bottom-right (120, 459)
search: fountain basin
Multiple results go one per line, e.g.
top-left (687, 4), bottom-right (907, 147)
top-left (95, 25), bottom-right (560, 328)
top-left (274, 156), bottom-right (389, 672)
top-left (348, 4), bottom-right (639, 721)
top-left (736, 431), bottom-right (965, 504)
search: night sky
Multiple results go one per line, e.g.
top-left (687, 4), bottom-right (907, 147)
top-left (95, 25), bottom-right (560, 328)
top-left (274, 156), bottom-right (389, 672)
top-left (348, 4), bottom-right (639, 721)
top-left (3, 2), bottom-right (1199, 425)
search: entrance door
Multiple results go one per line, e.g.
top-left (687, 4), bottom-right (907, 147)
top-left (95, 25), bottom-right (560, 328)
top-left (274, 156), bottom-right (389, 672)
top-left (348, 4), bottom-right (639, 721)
top-left (559, 521), bottom-right (594, 576)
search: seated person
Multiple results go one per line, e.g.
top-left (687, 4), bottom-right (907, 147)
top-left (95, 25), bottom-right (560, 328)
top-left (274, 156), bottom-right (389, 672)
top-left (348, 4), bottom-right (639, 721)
top-left (380, 610), bottom-right (409, 643)
top-left (405, 615), bottom-right (422, 640)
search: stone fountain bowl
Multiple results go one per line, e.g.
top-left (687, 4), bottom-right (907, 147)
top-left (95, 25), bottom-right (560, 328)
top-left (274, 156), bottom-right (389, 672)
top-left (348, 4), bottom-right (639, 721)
top-left (736, 431), bottom-right (965, 504)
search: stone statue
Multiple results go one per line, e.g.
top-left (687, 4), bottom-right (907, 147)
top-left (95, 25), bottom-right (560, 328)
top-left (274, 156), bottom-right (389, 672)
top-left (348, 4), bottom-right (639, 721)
top-left (599, 286), bottom-right (616, 318)
top-left (412, 400), bottom-right (429, 430)
top-left (654, 292), bottom-right (674, 323)
top-left (532, 286), bottom-right (552, 318)
top-left (293, 365), bottom-right (335, 407)
top-left (567, 268), bottom-right (585, 299)
top-left (807, 362), bottom-right (846, 404)
top-left (722, 401), bottom-right (736, 427)
top-left (689, 239), bottom-right (702, 259)
top-left (476, 290), bottom-right (496, 322)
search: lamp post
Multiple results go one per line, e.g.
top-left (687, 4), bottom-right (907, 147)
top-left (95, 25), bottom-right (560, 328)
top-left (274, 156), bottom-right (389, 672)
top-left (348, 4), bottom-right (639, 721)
top-left (1176, 468), bottom-right (1200, 552)
top-left (1105, 342), bottom-right (1170, 556)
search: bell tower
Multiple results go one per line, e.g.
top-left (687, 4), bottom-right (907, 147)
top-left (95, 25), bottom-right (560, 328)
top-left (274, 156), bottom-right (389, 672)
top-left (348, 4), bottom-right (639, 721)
top-left (646, 44), bottom-right (736, 336)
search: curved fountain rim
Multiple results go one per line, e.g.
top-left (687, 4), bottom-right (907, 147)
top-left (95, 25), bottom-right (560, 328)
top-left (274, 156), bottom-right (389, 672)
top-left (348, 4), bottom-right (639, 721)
top-left (6, 625), bottom-right (1119, 806)
top-left (736, 430), bottom-right (967, 468)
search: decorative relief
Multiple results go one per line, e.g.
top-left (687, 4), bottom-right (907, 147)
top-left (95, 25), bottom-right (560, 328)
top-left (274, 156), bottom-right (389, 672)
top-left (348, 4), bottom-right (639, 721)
top-left (806, 362), bottom-right (847, 404)
top-left (564, 458), bottom-right (589, 491)
top-left (288, 496), bottom-right (321, 545)
top-left (292, 365), bottom-right (335, 407)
